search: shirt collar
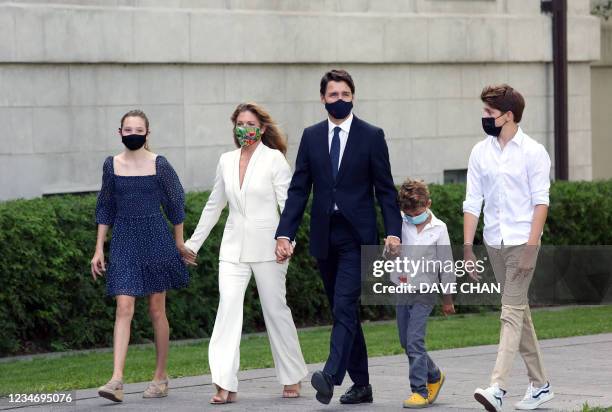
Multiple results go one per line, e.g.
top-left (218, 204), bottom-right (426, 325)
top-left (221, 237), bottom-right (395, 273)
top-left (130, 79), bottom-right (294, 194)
top-left (512, 126), bottom-right (525, 146)
top-left (423, 210), bottom-right (445, 230)
top-left (328, 112), bottom-right (353, 135)
top-left (489, 126), bottom-right (525, 149)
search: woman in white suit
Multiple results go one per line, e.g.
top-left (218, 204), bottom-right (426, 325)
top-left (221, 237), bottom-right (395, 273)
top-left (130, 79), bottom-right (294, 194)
top-left (181, 103), bottom-right (308, 404)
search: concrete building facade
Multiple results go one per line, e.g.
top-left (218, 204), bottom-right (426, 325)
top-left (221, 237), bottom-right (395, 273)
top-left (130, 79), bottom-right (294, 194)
top-left (592, 18), bottom-right (612, 180)
top-left (0, 0), bottom-right (602, 200)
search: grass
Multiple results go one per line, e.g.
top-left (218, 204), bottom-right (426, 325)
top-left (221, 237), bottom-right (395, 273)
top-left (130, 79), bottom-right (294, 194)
top-left (582, 403), bottom-right (612, 412)
top-left (1, 305), bottom-right (611, 395)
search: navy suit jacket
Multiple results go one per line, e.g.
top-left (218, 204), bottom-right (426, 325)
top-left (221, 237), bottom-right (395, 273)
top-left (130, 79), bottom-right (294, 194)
top-left (275, 116), bottom-right (402, 259)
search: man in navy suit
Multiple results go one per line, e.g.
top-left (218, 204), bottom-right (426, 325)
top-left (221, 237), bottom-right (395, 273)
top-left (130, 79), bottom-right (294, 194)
top-left (275, 69), bottom-right (402, 405)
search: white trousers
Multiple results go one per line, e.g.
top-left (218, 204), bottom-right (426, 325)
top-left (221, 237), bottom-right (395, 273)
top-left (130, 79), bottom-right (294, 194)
top-left (209, 260), bottom-right (309, 392)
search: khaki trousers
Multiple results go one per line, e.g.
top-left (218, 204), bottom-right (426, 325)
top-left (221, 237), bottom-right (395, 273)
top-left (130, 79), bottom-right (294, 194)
top-left (485, 243), bottom-right (548, 390)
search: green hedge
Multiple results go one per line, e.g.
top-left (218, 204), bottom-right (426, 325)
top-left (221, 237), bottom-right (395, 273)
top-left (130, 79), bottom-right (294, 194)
top-left (0, 180), bottom-right (610, 356)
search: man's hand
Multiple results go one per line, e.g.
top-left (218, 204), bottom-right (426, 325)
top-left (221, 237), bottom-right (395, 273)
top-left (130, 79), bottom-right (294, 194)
top-left (275, 238), bottom-right (294, 263)
top-left (513, 244), bottom-right (538, 280)
top-left (384, 236), bottom-right (401, 258)
top-left (464, 245), bottom-right (481, 281)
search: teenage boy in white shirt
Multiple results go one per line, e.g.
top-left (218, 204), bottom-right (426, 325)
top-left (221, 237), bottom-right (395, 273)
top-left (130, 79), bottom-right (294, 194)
top-left (393, 178), bottom-right (455, 408)
top-left (463, 84), bottom-right (553, 411)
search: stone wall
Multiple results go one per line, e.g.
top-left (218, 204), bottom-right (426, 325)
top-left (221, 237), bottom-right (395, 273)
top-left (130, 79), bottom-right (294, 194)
top-left (0, 0), bottom-right (600, 200)
top-left (591, 19), bottom-right (612, 180)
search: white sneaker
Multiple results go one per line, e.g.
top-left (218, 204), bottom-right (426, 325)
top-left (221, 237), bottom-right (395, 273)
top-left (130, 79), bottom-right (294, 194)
top-left (474, 383), bottom-right (505, 412)
top-left (514, 382), bottom-right (554, 410)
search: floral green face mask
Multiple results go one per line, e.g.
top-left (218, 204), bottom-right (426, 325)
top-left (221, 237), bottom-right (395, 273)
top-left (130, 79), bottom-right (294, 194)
top-left (234, 126), bottom-right (261, 147)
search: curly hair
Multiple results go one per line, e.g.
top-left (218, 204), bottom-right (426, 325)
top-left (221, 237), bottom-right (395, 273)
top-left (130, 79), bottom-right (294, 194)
top-left (398, 178), bottom-right (430, 211)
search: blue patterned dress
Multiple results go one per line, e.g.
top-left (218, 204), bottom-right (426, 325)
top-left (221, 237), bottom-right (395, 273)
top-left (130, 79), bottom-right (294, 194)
top-left (95, 155), bottom-right (189, 297)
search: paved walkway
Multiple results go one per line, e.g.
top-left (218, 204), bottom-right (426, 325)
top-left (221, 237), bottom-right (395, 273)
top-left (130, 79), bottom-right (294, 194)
top-left (5, 333), bottom-right (612, 411)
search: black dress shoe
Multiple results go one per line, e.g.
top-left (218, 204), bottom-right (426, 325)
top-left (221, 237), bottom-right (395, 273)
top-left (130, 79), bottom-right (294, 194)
top-left (311, 370), bottom-right (334, 404)
top-left (339, 384), bottom-right (373, 404)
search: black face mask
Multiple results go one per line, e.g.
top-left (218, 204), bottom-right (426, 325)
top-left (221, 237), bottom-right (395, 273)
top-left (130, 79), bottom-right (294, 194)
top-left (325, 99), bottom-right (353, 120)
top-left (122, 134), bottom-right (147, 150)
top-left (481, 114), bottom-right (507, 137)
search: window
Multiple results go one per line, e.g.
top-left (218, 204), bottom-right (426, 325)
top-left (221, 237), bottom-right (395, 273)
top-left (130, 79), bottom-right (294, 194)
top-left (443, 169), bottom-right (467, 184)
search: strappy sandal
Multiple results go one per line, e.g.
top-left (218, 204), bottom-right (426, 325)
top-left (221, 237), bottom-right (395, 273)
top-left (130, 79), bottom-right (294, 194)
top-left (210, 384), bottom-right (237, 404)
top-left (143, 378), bottom-right (169, 398)
top-left (282, 382), bottom-right (301, 398)
top-left (98, 379), bottom-right (124, 402)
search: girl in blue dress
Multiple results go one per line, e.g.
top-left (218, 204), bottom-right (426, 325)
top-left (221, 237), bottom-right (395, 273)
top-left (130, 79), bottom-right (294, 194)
top-left (90, 110), bottom-right (190, 403)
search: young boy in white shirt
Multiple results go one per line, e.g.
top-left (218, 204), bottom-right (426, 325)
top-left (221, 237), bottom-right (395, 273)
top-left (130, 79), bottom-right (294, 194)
top-left (393, 178), bottom-right (455, 408)
top-left (463, 84), bottom-right (554, 411)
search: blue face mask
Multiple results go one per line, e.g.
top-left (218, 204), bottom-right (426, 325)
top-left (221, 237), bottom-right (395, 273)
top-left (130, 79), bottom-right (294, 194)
top-left (403, 210), bottom-right (429, 225)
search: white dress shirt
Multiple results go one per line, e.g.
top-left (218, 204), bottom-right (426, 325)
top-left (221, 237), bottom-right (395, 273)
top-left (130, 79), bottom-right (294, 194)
top-left (462, 127), bottom-right (551, 248)
top-left (328, 112), bottom-right (353, 167)
top-left (390, 211), bottom-right (455, 288)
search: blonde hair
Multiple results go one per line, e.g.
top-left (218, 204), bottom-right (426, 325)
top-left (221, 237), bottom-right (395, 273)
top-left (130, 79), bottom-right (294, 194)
top-left (230, 102), bottom-right (287, 155)
top-left (120, 109), bottom-right (151, 151)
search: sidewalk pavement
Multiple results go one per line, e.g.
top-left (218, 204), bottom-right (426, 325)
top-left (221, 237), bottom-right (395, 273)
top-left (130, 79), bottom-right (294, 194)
top-left (6, 333), bottom-right (612, 411)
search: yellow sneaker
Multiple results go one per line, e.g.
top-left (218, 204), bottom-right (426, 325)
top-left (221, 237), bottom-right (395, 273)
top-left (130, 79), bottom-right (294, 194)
top-left (427, 372), bottom-right (445, 404)
top-left (403, 392), bottom-right (429, 408)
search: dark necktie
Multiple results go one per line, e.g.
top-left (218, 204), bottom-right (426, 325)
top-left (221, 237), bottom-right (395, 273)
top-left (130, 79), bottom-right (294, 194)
top-left (330, 126), bottom-right (341, 180)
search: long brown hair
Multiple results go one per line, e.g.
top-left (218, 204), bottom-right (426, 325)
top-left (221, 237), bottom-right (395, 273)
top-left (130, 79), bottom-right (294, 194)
top-left (120, 109), bottom-right (151, 151)
top-left (230, 102), bottom-right (287, 155)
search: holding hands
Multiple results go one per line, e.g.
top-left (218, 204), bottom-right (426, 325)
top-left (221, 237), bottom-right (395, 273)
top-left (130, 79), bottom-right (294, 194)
top-left (275, 238), bottom-right (294, 263)
top-left (383, 235), bottom-right (401, 258)
top-left (178, 243), bottom-right (198, 266)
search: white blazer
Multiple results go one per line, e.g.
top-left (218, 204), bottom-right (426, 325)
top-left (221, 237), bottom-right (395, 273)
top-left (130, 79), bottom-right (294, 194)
top-left (185, 143), bottom-right (292, 263)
